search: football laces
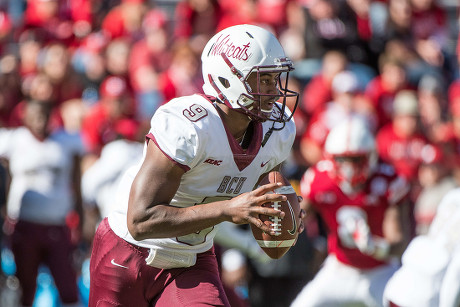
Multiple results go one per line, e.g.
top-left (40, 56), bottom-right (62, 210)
top-left (269, 201), bottom-right (282, 236)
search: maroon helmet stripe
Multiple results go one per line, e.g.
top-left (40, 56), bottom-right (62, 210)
top-left (221, 53), bottom-right (244, 81)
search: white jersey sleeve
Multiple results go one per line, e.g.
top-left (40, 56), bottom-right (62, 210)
top-left (0, 128), bottom-right (16, 158)
top-left (428, 188), bottom-right (460, 242)
top-left (82, 139), bottom-right (143, 216)
top-left (384, 188), bottom-right (460, 307)
top-left (149, 98), bottom-right (206, 169)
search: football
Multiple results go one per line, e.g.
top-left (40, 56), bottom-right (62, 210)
top-left (251, 171), bottom-right (301, 259)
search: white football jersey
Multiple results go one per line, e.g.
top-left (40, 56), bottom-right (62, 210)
top-left (82, 139), bottom-right (144, 218)
top-left (383, 188), bottom-right (460, 307)
top-left (0, 127), bottom-right (86, 224)
top-left (109, 94), bottom-right (296, 254)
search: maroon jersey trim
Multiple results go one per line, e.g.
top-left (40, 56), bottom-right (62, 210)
top-left (220, 120), bottom-right (263, 171)
top-left (146, 133), bottom-right (190, 172)
top-left (205, 94), bottom-right (264, 171)
top-left (198, 94), bottom-right (219, 105)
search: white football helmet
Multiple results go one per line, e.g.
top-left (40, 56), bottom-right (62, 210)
top-left (201, 24), bottom-right (298, 123)
top-left (324, 116), bottom-right (377, 193)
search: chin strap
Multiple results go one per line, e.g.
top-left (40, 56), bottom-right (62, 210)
top-left (262, 103), bottom-right (289, 147)
top-left (262, 125), bottom-right (274, 147)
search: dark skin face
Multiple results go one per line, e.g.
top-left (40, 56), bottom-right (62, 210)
top-left (246, 72), bottom-right (281, 114)
top-left (219, 71), bottom-right (281, 140)
top-left (23, 101), bottom-right (52, 140)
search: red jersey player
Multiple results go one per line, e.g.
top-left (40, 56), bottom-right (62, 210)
top-left (291, 116), bottom-right (411, 307)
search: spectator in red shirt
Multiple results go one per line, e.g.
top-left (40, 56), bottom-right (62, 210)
top-left (410, 0), bottom-right (449, 70)
top-left (105, 38), bottom-right (131, 80)
top-left (300, 50), bottom-right (348, 117)
top-left (22, 0), bottom-right (91, 45)
top-left (344, 0), bottom-right (386, 71)
top-left (376, 90), bottom-right (429, 189)
top-left (173, 0), bottom-right (223, 52)
top-left (71, 31), bottom-right (109, 106)
top-left (299, 0), bottom-right (373, 66)
top-left (0, 11), bottom-right (12, 56)
top-left (17, 29), bottom-right (44, 79)
top-left (346, 0), bottom-right (373, 41)
top-left (9, 43), bottom-right (83, 127)
top-left (365, 53), bottom-right (413, 128)
top-left (381, 0), bottom-right (413, 45)
top-left (129, 8), bottom-right (171, 85)
top-left (9, 73), bottom-right (63, 129)
top-left (81, 75), bottom-right (137, 158)
top-left (443, 96), bottom-right (460, 187)
top-left (0, 54), bottom-right (22, 126)
top-left (101, 0), bottom-right (147, 41)
top-left (129, 8), bottom-right (170, 121)
top-left (216, 0), bottom-right (257, 33)
top-left (255, 0), bottom-right (293, 36)
top-left (158, 40), bottom-right (203, 103)
top-left (378, 0), bottom-right (452, 85)
top-left (448, 78), bottom-right (460, 108)
top-left (414, 144), bottom-right (457, 235)
top-left (40, 42), bottom-right (84, 105)
top-left (417, 74), bottom-right (450, 145)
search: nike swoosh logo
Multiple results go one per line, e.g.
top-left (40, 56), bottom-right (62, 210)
top-left (111, 259), bottom-right (128, 269)
top-left (287, 200), bottom-right (298, 236)
top-left (261, 160), bottom-right (270, 167)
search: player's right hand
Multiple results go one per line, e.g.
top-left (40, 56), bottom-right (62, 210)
top-left (223, 182), bottom-right (286, 236)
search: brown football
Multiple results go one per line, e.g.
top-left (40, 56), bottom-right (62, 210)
top-left (250, 171), bottom-right (301, 259)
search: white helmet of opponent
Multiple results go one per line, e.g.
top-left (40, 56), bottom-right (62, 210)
top-left (324, 116), bottom-right (377, 193)
top-left (201, 24), bottom-right (298, 122)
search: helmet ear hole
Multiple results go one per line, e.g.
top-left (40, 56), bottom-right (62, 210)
top-left (218, 77), bottom-right (230, 88)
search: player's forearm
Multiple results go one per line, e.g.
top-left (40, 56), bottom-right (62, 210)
top-left (388, 239), bottom-right (408, 258)
top-left (384, 203), bottom-right (411, 258)
top-left (127, 200), bottom-right (230, 241)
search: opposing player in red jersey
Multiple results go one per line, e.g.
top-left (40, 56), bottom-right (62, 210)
top-left (291, 116), bottom-right (411, 307)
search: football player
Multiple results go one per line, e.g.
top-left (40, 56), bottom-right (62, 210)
top-left (89, 24), bottom-right (304, 306)
top-left (291, 116), bottom-right (411, 307)
top-left (0, 100), bottom-right (86, 307)
top-left (384, 188), bottom-right (460, 307)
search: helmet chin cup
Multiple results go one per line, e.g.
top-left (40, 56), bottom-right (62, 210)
top-left (333, 157), bottom-right (371, 193)
top-left (201, 24), bottom-right (299, 124)
top-left (235, 95), bottom-right (272, 122)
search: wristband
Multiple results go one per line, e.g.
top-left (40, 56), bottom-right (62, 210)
top-left (372, 237), bottom-right (390, 260)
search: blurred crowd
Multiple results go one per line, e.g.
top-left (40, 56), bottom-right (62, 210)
top-left (0, 0), bottom-right (457, 306)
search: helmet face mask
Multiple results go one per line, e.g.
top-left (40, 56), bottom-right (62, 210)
top-left (201, 24), bottom-right (298, 123)
top-left (331, 154), bottom-right (371, 192)
top-left (324, 117), bottom-right (377, 194)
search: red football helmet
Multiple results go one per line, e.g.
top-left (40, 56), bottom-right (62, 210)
top-left (324, 116), bottom-right (377, 194)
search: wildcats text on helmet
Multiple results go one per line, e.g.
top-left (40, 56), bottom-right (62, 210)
top-left (210, 34), bottom-right (252, 61)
